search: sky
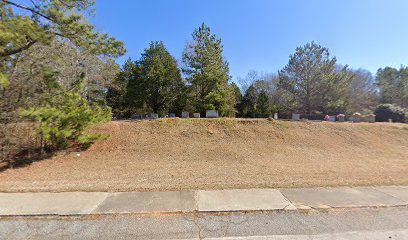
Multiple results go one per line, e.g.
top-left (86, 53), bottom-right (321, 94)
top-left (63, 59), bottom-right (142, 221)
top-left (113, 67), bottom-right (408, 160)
top-left (92, 0), bottom-right (408, 82)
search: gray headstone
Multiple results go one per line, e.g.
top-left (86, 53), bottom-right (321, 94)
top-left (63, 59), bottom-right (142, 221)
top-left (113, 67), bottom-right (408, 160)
top-left (131, 114), bottom-right (141, 119)
top-left (193, 113), bottom-right (201, 118)
top-left (169, 113), bottom-right (176, 118)
top-left (206, 110), bottom-right (219, 118)
top-left (149, 113), bottom-right (158, 119)
top-left (329, 116), bottom-right (336, 122)
top-left (337, 114), bottom-right (345, 122)
top-left (367, 114), bottom-right (376, 123)
top-left (292, 114), bottom-right (300, 121)
top-left (274, 113), bottom-right (278, 120)
top-left (181, 111), bottom-right (189, 118)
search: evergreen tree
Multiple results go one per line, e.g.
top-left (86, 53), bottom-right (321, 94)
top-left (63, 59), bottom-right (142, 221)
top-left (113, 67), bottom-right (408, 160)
top-left (239, 85), bottom-right (258, 118)
top-left (182, 22), bottom-right (234, 116)
top-left (0, 0), bottom-right (125, 88)
top-left (137, 41), bottom-right (185, 114)
top-left (278, 42), bottom-right (352, 114)
top-left (0, 0), bottom-right (125, 58)
top-left (256, 90), bottom-right (269, 117)
top-left (230, 82), bottom-right (242, 116)
top-left (21, 74), bottom-right (111, 150)
top-left (110, 42), bottom-right (186, 116)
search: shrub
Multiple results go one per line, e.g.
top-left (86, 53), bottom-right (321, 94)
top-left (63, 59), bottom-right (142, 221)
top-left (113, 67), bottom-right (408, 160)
top-left (21, 90), bottom-right (111, 150)
top-left (374, 104), bottom-right (407, 123)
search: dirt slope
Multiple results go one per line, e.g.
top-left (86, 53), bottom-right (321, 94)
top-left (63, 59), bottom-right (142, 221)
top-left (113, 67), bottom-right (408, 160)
top-left (1, 118), bottom-right (408, 192)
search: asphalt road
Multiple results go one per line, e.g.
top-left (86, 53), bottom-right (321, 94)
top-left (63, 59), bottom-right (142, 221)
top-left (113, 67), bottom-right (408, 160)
top-left (1, 207), bottom-right (408, 239)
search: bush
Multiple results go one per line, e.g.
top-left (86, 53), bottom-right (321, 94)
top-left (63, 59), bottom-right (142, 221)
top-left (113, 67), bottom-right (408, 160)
top-left (374, 104), bottom-right (407, 123)
top-left (21, 90), bottom-right (111, 150)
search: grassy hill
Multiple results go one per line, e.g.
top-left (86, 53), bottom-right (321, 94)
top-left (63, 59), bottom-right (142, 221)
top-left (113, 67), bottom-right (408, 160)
top-left (1, 118), bottom-right (408, 192)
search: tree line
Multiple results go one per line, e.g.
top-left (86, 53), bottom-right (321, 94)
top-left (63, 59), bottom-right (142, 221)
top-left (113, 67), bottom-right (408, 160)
top-left (107, 34), bottom-right (408, 121)
top-left (107, 23), bottom-right (237, 118)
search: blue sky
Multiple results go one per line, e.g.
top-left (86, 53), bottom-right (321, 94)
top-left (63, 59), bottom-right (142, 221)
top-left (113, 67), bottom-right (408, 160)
top-left (92, 0), bottom-right (408, 82)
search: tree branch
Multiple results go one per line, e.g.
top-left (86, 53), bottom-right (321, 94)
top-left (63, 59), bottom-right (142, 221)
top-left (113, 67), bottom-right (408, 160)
top-left (1, 0), bottom-right (53, 22)
top-left (0, 40), bottom-right (37, 57)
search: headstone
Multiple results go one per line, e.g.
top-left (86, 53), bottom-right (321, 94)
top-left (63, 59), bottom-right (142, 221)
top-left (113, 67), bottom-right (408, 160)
top-left (337, 114), bottom-right (345, 122)
top-left (366, 114), bottom-right (376, 123)
top-left (292, 114), bottom-right (300, 121)
top-left (131, 113), bottom-right (141, 119)
top-left (169, 113), bottom-right (176, 118)
top-left (193, 113), bottom-right (201, 118)
top-left (206, 110), bottom-right (219, 118)
top-left (274, 113), bottom-right (278, 120)
top-left (351, 112), bottom-right (362, 123)
top-left (389, 119), bottom-right (393, 123)
top-left (328, 116), bottom-right (336, 122)
top-left (181, 111), bottom-right (189, 118)
top-left (143, 114), bottom-right (149, 119)
top-left (149, 113), bottom-right (158, 119)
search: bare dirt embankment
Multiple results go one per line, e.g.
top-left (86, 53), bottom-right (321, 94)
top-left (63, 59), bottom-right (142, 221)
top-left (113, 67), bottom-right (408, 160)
top-left (1, 118), bottom-right (408, 192)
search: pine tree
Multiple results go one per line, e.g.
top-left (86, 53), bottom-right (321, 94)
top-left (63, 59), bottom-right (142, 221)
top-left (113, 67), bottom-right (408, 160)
top-left (182, 23), bottom-right (234, 116)
top-left (21, 75), bottom-right (111, 150)
top-left (0, 0), bottom-right (125, 58)
top-left (278, 42), bottom-right (352, 114)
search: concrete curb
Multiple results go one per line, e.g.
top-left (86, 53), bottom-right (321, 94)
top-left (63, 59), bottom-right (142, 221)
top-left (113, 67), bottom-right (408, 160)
top-left (0, 186), bottom-right (408, 216)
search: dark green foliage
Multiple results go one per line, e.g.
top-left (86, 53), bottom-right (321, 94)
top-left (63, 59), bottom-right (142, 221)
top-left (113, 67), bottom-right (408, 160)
top-left (137, 41), bottom-right (186, 114)
top-left (376, 67), bottom-right (408, 108)
top-left (230, 82), bottom-right (242, 116)
top-left (374, 104), bottom-right (407, 123)
top-left (278, 42), bottom-right (353, 114)
top-left (256, 90), bottom-right (270, 117)
top-left (108, 42), bottom-right (186, 116)
top-left (182, 23), bottom-right (235, 117)
top-left (238, 84), bottom-right (271, 118)
top-left (239, 85), bottom-right (258, 118)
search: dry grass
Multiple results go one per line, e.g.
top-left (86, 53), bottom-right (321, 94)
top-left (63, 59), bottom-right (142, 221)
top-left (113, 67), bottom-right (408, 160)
top-left (1, 118), bottom-right (408, 192)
